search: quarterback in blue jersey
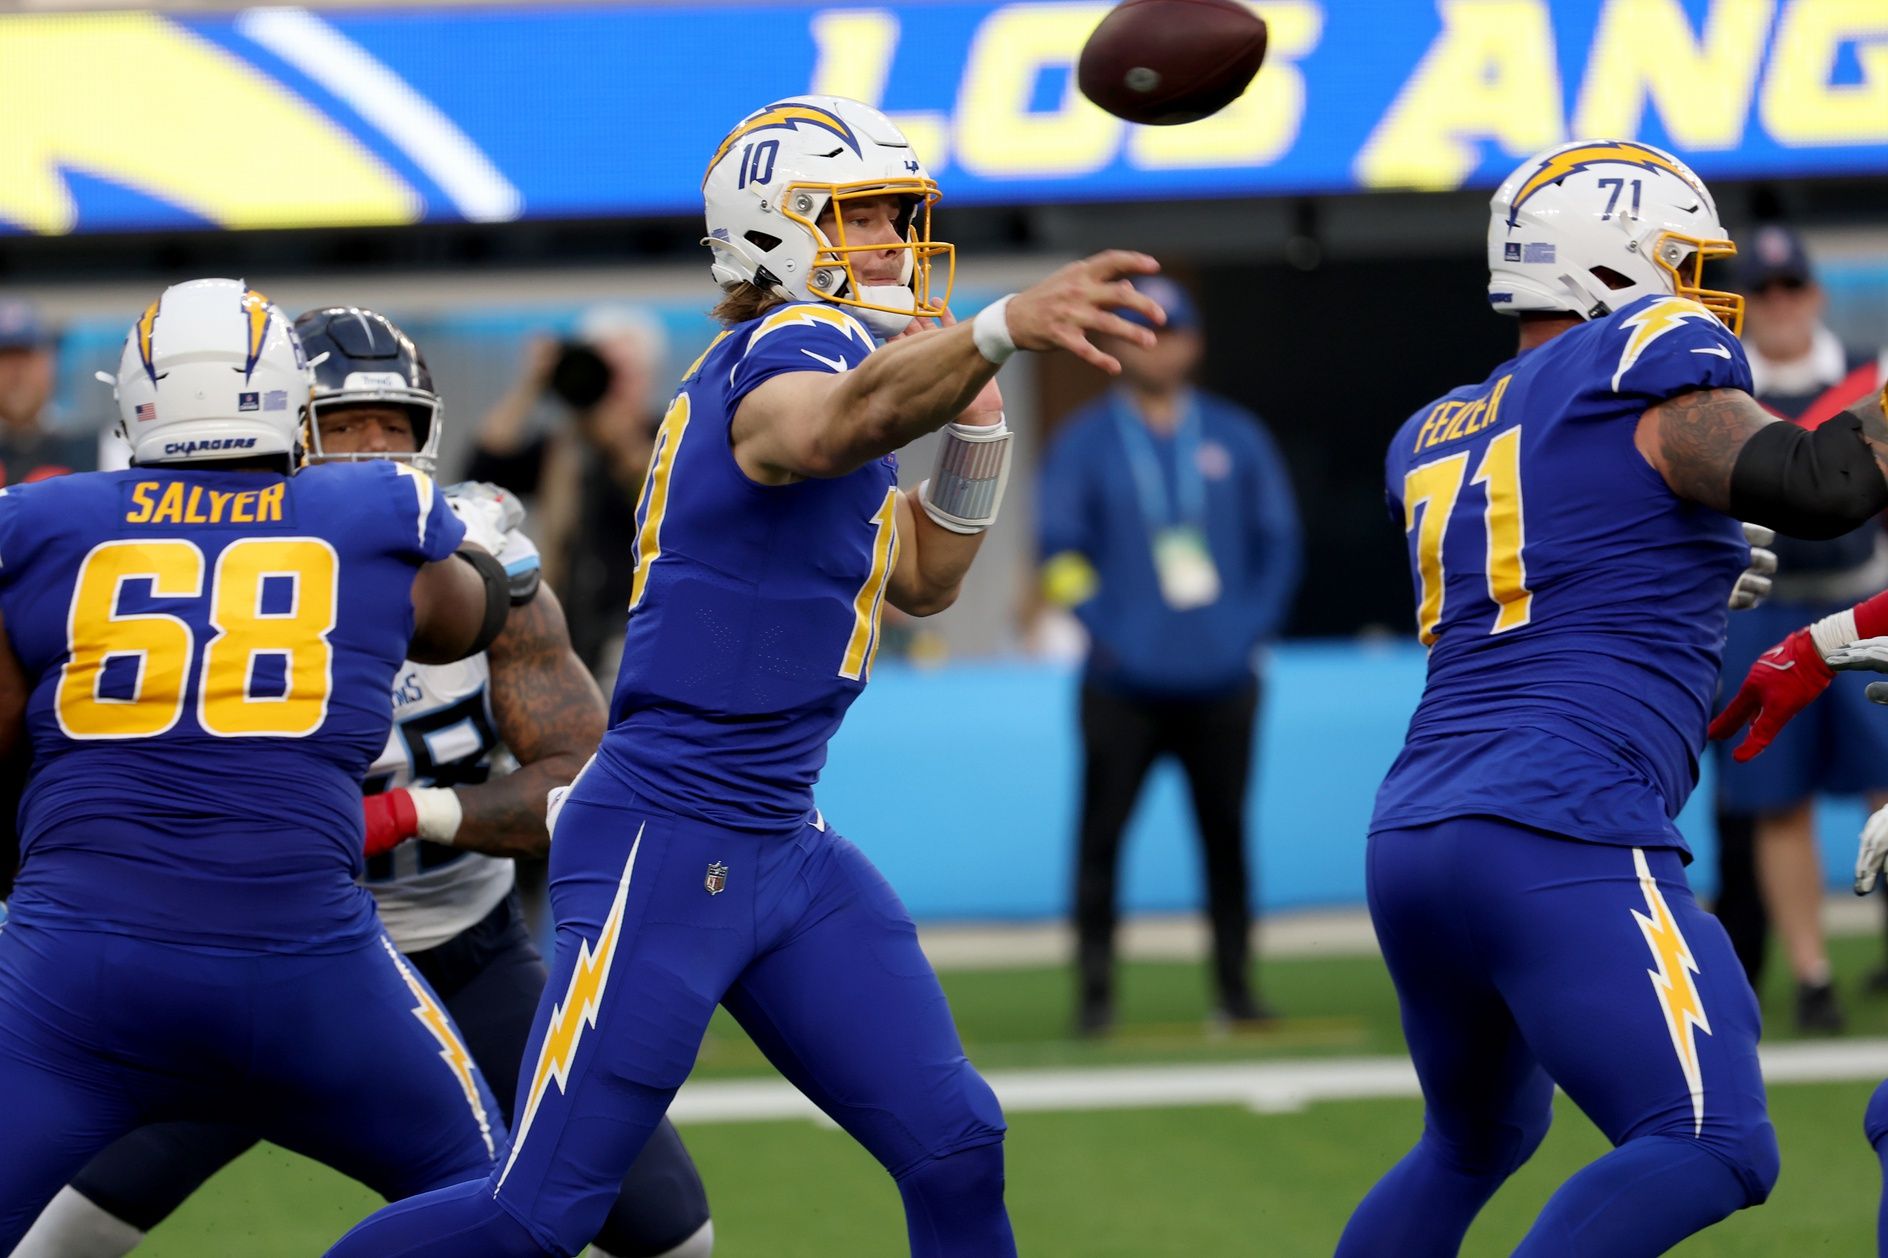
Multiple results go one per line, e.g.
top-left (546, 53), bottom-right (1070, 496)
top-left (15, 309), bottom-right (713, 1258)
top-left (1339, 141), bottom-right (1888, 1257)
top-left (325, 95), bottom-right (1165, 1258)
top-left (0, 279), bottom-right (519, 1251)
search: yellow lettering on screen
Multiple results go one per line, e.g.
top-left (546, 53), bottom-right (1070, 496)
top-left (1356, 0), bottom-right (1564, 191)
top-left (199, 538), bottom-right (337, 737)
top-left (810, 11), bottom-right (950, 171)
top-left (126, 482), bottom-right (157, 524)
top-left (1762, 0), bottom-right (1888, 145)
top-left (55, 539), bottom-right (203, 739)
top-left (0, 12), bottom-right (419, 235)
top-left (1572, 0), bottom-right (1769, 150)
top-left (1131, 2), bottom-right (1323, 170)
top-left (954, 3), bottom-right (1121, 179)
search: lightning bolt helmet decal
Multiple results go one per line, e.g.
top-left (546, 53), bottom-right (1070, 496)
top-left (705, 102), bottom-right (862, 184)
top-left (1507, 140), bottom-right (1708, 228)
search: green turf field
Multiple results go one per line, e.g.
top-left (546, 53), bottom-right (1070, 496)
top-left (139, 932), bottom-right (1888, 1256)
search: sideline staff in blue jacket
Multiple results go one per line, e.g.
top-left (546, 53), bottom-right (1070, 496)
top-left (1038, 276), bottom-right (1301, 1035)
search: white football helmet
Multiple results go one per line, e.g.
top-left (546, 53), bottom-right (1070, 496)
top-left (1488, 139), bottom-right (1742, 334)
top-left (702, 95), bottom-right (953, 337)
top-left (110, 278), bottom-right (311, 468)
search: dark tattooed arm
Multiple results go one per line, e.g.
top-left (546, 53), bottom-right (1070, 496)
top-left (449, 584), bottom-right (606, 860)
top-left (1633, 387), bottom-right (1776, 512)
top-left (1637, 384), bottom-right (1888, 534)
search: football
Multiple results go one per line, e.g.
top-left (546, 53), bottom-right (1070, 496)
top-left (1077, 0), bottom-right (1268, 126)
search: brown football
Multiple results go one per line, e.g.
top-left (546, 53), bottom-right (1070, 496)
top-left (1077, 0), bottom-right (1268, 126)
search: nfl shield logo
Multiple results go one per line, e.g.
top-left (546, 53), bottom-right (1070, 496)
top-left (704, 861), bottom-right (728, 896)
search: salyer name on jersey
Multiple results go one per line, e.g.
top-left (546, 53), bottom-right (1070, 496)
top-left (1373, 295), bottom-right (1752, 852)
top-left (364, 511), bottom-right (540, 954)
top-left (601, 303), bottom-right (898, 830)
top-left (0, 461), bottom-right (463, 949)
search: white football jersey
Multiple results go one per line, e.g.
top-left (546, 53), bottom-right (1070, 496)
top-left (365, 509), bottom-right (540, 954)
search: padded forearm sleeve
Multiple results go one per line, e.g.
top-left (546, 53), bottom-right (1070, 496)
top-left (1727, 411), bottom-right (1888, 541)
top-left (456, 545), bottom-right (511, 656)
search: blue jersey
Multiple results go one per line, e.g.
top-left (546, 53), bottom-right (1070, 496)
top-left (1372, 295), bottom-right (1753, 850)
top-left (0, 462), bottom-right (464, 949)
top-left (602, 303), bottom-right (897, 830)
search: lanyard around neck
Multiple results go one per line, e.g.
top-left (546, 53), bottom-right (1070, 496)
top-left (1113, 392), bottom-right (1204, 530)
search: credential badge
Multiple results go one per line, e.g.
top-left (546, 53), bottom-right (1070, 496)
top-left (704, 861), bottom-right (729, 896)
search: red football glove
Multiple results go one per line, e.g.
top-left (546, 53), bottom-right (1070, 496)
top-left (1707, 629), bottom-right (1834, 762)
top-left (362, 789), bottom-right (420, 858)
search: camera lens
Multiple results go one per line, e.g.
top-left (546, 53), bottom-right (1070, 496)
top-left (549, 343), bottom-right (613, 410)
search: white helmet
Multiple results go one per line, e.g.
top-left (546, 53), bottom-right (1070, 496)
top-left (1488, 139), bottom-right (1742, 334)
top-left (110, 278), bottom-right (311, 468)
top-left (702, 95), bottom-right (953, 337)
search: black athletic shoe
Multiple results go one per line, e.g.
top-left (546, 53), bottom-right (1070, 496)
top-left (1214, 992), bottom-right (1278, 1027)
top-left (1075, 1001), bottom-right (1115, 1039)
top-left (1796, 980), bottom-right (1846, 1034)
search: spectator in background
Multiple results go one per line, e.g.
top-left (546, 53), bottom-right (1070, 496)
top-left (1038, 275), bottom-right (1301, 1036)
top-left (466, 306), bottom-right (669, 676)
top-left (1714, 224), bottom-right (1888, 1032)
top-left (0, 299), bottom-right (94, 485)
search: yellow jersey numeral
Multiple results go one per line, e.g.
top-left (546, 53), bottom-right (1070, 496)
top-left (629, 393), bottom-right (691, 613)
top-left (1403, 425), bottom-right (1532, 646)
top-left (57, 540), bottom-right (203, 738)
top-left (56, 538), bottom-right (339, 739)
top-left (199, 539), bottom-right (338, 737)
top-left (840, 489), bottom-right (899, 681)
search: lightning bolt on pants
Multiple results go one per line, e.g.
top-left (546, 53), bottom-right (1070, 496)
top-left (1338, 816), bottom-right (1778, 1258)
top-left (327, 779), bottom-right (1010, 1258)
top-left (0, 920), bottom-right (503, 1255)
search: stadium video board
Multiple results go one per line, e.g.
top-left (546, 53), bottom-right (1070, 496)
top-left (3, 0), bottom-right (1885, 235)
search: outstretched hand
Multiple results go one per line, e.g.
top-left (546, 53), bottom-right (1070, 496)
top-left (1706, 628), bottom-right (1834, 762)
top-left (1004, 251), bottom-right (1166, 375)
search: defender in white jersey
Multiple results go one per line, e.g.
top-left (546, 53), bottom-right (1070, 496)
top-left (19, 309), bottom-right (713, 1258)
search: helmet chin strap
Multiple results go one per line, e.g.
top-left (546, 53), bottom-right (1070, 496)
top-left (850, 293), bottom-right (919, 339)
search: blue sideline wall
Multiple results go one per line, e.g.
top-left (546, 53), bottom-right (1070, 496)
top-left (824, 643), bottom-right (1867, 921)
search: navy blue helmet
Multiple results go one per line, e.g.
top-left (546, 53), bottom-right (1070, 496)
top-left (293, 307), bottom-right (442, 472)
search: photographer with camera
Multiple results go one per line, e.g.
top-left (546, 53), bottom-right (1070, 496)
top-left (466, 307), bottom-right (669, 676)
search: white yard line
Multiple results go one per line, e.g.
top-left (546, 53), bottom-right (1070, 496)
top-left (669, 1039), bottom-right (1888, 1127)
top-left (919, 896), bottom-right (1885, 971)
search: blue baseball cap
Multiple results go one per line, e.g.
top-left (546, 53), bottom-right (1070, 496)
top-left (1738, 224), bottom-right (1814, 292)
top-left (1115, 275), bottom-right (1198, 334)
top-left (0, 299), bottom-right (50, 352)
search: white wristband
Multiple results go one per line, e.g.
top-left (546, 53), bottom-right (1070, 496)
top-left (972, 295), bottom-right (1018, 365)
top-left (1811, 608), bottom-right (1860, 662)
top-left (410, 786), bottom-right (465, 845)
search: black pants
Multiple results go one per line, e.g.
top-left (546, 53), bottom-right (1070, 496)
top-left (1074, 677), bottom-right (1259, 1010)
top-left (1713, 805), bottom-right (1768, 989)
